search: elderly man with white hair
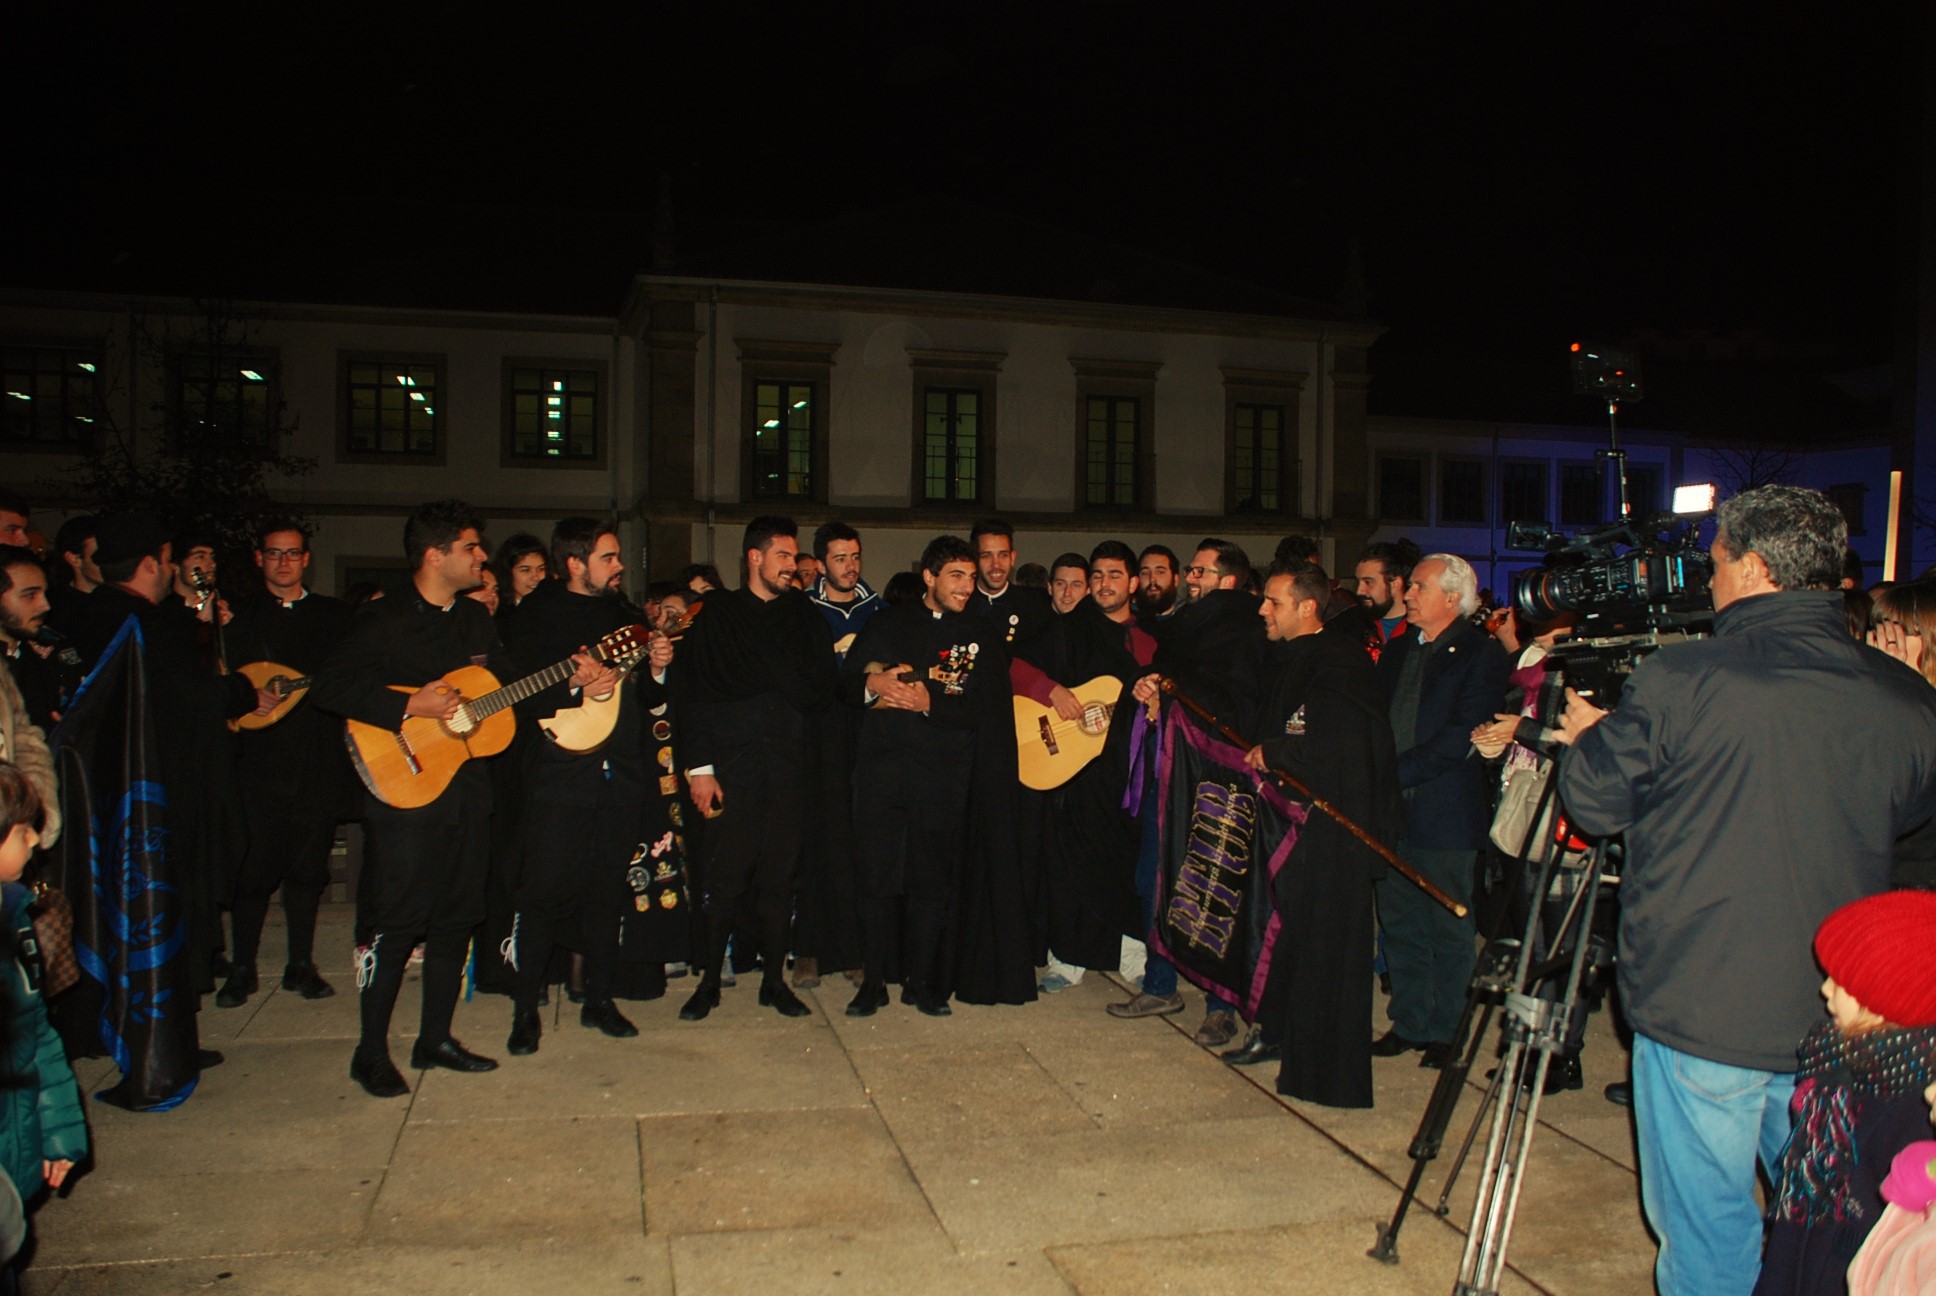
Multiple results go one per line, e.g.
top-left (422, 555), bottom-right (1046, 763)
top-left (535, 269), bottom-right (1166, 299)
top-left (1369, 553), bottom-right (1510, 1067)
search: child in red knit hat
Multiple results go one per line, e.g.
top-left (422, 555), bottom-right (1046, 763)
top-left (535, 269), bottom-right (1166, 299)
top-left (1753, 889), bottom-right (1936, 1296)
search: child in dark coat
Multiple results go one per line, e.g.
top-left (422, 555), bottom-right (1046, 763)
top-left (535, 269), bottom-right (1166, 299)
top-left (1754, 890), bottom-right (1936, 1295)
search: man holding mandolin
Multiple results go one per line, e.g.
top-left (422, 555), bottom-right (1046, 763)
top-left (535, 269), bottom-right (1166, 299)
top-left (218, 521), bottom-right (355, 1009)
top-left (311, 500), bottom-right (616, 1099)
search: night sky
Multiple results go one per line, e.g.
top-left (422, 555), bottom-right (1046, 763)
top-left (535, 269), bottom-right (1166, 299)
top-left (6, 4), bottom-right (1921, 433)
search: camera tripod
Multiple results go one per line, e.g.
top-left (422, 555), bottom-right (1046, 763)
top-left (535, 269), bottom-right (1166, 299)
top-left (1367, 769), bottom-right (1618, 1295)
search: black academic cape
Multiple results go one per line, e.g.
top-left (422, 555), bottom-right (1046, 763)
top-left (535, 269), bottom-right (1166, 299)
top-left (1252, 623), bottom-right (1402, 1109)
top-left (843, 601), bottom-right (1035, 1005)
top-left (1146, 588), bottom-right (1266, 726)
top-left (1014, 601), bottom-right (1145, 969)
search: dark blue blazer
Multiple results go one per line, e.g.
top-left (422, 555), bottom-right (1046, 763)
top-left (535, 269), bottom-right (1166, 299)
top-left (1377, 618), bottom-right (1511, 851)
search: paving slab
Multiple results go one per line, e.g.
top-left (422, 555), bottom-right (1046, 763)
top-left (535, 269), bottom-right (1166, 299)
top-left (409, 1019), bottom-right (867, 1121)
top-left (849, 1042), bottom-right (1099, 1148)
top-left (34, 1238), bottom-right (674, 1296)
top-left (671, 1227), bottom-right (1071, 1296)
top-left (908, 1113), bottom-right (1399, 1253)
top-left (640, 1108), bottom-right (935, 1236)
top-left (1048, 1216), bottom-right (1543, 1295)
top-left (369, 1114), bottom-right (644, 1248)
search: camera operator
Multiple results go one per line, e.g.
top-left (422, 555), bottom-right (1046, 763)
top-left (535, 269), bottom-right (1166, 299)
top-left (1554, 484), bottom-right (1936, 1296)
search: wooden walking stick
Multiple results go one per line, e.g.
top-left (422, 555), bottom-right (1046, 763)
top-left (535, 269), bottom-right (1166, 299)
top-left (1154, 677), bottom-right (1468, 919)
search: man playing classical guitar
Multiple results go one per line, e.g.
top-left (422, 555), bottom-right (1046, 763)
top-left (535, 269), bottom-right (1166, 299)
top-left (311, 500), bottom-right (615, 1098)
top-left (499, 518), bottom-right (670, 1056)
top-left (217, 521), bottom-right (356, 1009)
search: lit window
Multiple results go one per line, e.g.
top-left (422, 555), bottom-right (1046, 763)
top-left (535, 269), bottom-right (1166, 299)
top-left (750, 382), bottom-right (814, 498)
top-left (509, 366), bottom-right (599, 460)
top-left (0, 345), bottom-right (102, 446)
top-left (346, 360), bottom-right (440, 456)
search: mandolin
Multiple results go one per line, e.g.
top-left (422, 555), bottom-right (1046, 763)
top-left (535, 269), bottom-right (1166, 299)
top-left (228, 661), bottom-right (313, 732)
top-left (1013, 675), bottom-right (1123, 790)
top-left (345, 623), bottom-right (647, 808)
top-left (538, 603), bottom-right (700, 754)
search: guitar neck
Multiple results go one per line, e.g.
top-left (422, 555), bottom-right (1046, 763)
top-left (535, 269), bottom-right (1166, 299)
top-left (466, 656), bottom-right (581, 721)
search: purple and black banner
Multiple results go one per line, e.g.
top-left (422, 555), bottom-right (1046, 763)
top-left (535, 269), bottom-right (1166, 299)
top-left (1150, 704), bottom-right (1307, 1019)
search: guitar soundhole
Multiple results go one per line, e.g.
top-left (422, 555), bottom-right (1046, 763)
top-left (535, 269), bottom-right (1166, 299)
top-left (445, 705), bottom-right (477, 737)
top-left (1078, 703), bottom-right (1110, 736)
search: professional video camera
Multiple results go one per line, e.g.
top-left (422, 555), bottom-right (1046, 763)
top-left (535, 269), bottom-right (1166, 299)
top-left (1504, 493), bottom-right (1717, 710)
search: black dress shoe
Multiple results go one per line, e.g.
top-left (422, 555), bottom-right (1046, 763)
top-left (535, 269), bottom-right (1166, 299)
top-left (678, 979), bottom-right (722, 1021)
top-left (845, 981), bottom-right (889, 1017)
top-left (1543, 1053), bottom-right (1584, 1095)
top-left (197, 1048), bottom-right (226, 1069)
top-left (351, 1050), bottom-right (409, 1098)
top-left (758, 981), bottom-right (811, 1018)
top-left (410, 1037), bottom-right (498, 1073)
top-left (1370, 1029), bottom-right (1425, 1057)
top-left (581, 997), bottom-right (639, 1038)
top-left (1220, 1028), bottom-right (1283, 1067)
top-left (507, 1010), bottom-right (542, 1056)
top-left (1604, 1080), bottom-right (1632, 1107)
top-left (1418, 1042), bottom-right (1453, 1070)
top-left (911, 987), bottom-right (952, 1017)
top-left (215, 966), bottom-right (257, 1008)
top-left (281, 963), bottom-right (335, 1000)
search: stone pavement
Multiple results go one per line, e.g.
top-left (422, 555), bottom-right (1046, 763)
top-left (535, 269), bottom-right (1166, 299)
top-left (19, 905), bottom-right (1656, 1294)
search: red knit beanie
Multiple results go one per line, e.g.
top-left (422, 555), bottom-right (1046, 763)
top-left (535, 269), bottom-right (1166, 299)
top-left (1814, 890), bottom-right (1936, 1029)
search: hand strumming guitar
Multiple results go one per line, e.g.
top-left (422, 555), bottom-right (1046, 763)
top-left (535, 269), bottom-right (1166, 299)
top-left (404, 680), bottom-right (466, 721)
top-left (1048, 683), bottom-right (1083, 722)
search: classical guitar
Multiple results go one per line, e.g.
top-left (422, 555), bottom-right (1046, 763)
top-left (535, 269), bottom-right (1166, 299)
top-left (1013, 675), bottom-right (1123, 791)
top-left (538, 604), bottom-right (699, 754)
top-left (345, 624), bottom-right (647, 808)
top-left (228, 661), bottom-right (313, 732)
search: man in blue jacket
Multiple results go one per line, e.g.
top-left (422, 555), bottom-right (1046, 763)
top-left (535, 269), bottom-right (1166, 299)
top-left (1373, 553), bottom-right (1508, 1068)
top-left (1557, 485), bottom-right (1936, 1296)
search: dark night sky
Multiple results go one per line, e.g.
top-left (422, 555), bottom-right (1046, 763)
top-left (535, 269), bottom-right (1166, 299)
top-left (5, 3), bottom-right (1923, 432)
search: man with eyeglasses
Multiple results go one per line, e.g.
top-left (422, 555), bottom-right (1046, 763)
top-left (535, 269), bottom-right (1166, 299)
top-left (1113, 539), bottom-right (1266, 1048)
top-left (217, 521), bottom-right (357, 1008)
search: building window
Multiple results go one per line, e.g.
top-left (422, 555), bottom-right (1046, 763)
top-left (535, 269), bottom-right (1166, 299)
top-left (1439, 458), bottom-right (1486, 525)
top-left (750, 381), bottom-right (815, 498)
top-left (174, 352), bottom-right (277, 450)
top-left (1624, 463), bottom-right (1662, 517)
top-left (908, 349), bottom-right (1001, 508)
top-left (1559, 462), bottom-right (1603, 526)
top-left (1085, 395), bottom-right (1140, 507)
top-left (0, 344), bottom-right (101, 447)
top-left (507, 364), bottom-right (600, 461)
top-left (1827, 482), bottom-right (1868, 536)
top-left (922, 387), bottom-right (981, 503)
top-left (1073, 357), bottom-right (1159, 511)
top-left (344, 358), bottom-right (441, 457)
top-left (1231, 403), bottom-right (1287, 511)
top-left (1377, 455), bottom-right (1425, 522)
top-left (738, 339), bottom-right (836, 504)
top-left (1500, 460), bottom-right (1546, 523)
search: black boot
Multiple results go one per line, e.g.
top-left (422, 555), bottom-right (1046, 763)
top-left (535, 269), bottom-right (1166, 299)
top-left (759, 979), bottom-right (811, 1018)
top-left (1543, 1052), bottom-right (1585, 1095)
top-left (678, 975), bottom-right (722, 1021)
top-left (215, 965), bottom-right (258, 1008)
top-left (507, 1009), bottom-right (542, 1056)
top-left (581, 997), bottom-right (639, 1037)
top-left (845, 980), bottom-right (889, 1017)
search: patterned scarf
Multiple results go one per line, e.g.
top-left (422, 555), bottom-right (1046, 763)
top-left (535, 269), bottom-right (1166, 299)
top-left (1769, 1020), bottom-right (1936, 1224)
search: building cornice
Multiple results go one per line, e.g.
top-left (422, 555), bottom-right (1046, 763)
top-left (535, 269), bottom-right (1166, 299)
top-left (634, 275), bottom-right (1384, 346)
top-left (0, 287), bottom-right (619, 335)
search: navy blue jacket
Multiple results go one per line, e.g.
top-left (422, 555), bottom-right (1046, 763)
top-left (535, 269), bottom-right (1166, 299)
top-left (1377, 618), bottom-right (1511, 851)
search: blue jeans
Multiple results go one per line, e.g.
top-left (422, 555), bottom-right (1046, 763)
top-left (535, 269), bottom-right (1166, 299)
top-left (1632, 1033), bottom-right (1796, 1296)
top-left (1133, 785), bottom-right (1233, 1011)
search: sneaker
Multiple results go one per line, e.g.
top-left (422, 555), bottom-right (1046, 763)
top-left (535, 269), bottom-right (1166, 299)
top-left (1106, 992), bottom-right (1185, 1019)
top-left (1194, 1010), bottom-right (1240, 1048)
